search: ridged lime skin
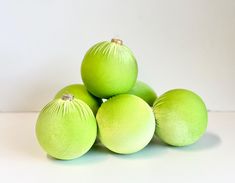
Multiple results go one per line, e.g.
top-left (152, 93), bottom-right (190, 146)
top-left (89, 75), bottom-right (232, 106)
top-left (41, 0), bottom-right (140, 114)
top-left (36, 98), bottom-right (97, 160)
top-left (54, 84), bottom-right (102, 115)
top-left (96, 94), bottom-right (155, 154)
top-left (127, 80), bottom-right (157, 106)
top-left (153, 89), bottom-right (208, 146)
top-left (81, 40), bottom-right (138, 98)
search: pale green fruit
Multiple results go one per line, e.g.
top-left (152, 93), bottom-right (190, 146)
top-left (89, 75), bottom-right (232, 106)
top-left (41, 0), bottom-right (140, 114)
top-left (54, 84), bottom-right (102, 115)
top-left (153, 89), bottom-right (208, 146)
top-left (97, 94), bottom-right (155, 154)
top-left (127, 80), bottom-right (157, 106)
top-left (36, 94), bottom-right (97, 160)
top-left (81, 38), bottom-right (138, 98)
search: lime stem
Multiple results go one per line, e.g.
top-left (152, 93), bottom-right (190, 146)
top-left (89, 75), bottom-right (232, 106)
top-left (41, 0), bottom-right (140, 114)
top-left (62, 94), bottom-right (74, 101)
top-left (111, 38), bottom-right (123, 45)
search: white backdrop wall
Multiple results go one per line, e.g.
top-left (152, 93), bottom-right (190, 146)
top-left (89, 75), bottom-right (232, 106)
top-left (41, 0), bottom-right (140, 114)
top-left (0, 0), bottom-right (234, 112)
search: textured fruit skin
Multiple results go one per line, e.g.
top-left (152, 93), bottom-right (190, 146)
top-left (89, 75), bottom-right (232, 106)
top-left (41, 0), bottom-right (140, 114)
top-left (54, 84), bottom-right (102, 114)
top-left (36, 98), bottom-right (97, 160)
top-left (81, 41), bottom-right (138, 98)
top-left (153, 89), bottom-right (208, 146)
top-left (96, 94), bottom-right (155, 154)
top-left (127, 80), bottom-right (157, 106)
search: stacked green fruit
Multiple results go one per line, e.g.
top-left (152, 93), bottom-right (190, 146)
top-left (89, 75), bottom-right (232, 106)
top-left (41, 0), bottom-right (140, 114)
top-left (35, 38), bottom-right (208, 160)
top-left (153, 89), bottom-right (207, 146)
top-left (127, 80), bottom-right (157, 106)
top-left (54, 84), bottom-right (102, 115)
top-left (81, 38), bottom-right (138, 98)
top-left (97, 94), bottom-right (155, 154)
top-left (36, 94), bottom-right (97, 160)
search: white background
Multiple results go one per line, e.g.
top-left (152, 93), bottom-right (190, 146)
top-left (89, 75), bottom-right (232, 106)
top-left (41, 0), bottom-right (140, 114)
top-left (0, 0), bottom-right (235, 112)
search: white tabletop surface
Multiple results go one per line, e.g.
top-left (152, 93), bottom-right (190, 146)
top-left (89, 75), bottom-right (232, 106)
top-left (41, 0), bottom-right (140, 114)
top-left (0, 112), bottom-right (234, 183)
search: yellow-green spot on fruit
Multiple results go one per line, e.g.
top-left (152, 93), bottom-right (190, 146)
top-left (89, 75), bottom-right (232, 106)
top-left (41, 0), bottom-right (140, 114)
top-left (96, 94), bottom-right (155, 154)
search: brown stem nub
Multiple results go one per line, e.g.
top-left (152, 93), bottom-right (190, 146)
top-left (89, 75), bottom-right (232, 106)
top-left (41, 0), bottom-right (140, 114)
top-left (62, 94), bottom-right (74, 101)
top-left (111, 38), bottom-right (123, 45)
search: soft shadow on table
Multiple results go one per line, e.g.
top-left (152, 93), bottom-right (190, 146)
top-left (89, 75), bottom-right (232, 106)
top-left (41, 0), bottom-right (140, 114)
top-left (113, 137), bottom-right (168, 160)
top-left (171, 132), bottom-right (221, 152)
top-left (49, 138), bottom-right (169, 163)
top-left (47, 143), bottom-right (109, 166)
top-left (113, 132), bottom-right (221, 159)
